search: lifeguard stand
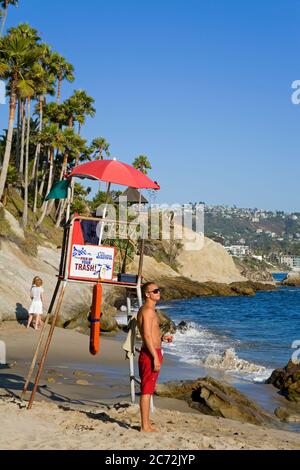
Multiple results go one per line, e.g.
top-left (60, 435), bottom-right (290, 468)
top-left (22, 158), bottom-right (160, 409)
top-left (22, 213), bottom-right (146, 409)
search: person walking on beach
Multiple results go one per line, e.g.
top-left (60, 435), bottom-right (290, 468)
top-left (27, 276), bottom-right (44, 330)
top-left (137, 282), bottom-right (173, 432)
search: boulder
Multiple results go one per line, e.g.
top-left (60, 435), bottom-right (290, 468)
top-left (62, 302), bottom-right (119, 334)
top-left (266, 360), bottom-right (300, 402)
top-left (274, 406), bottom-right (300, 423)
top-left (233, 257), bottom-right (275, 283)
top-left (2, 208), bottom-right (25, 241)
top-left (156, 376), bottom-right (274, 426)
top-left (177, 321), bottom-right (189, 333)
top-left (282, 272), bottom-right (300, 287)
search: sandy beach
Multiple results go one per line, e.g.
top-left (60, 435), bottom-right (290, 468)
top-left (0, 321), bottom-right (300, 450)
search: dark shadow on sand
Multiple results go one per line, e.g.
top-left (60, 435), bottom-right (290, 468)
top-left (0, 370), bottom-right (120, 409)
top-left (58, 403), bottom-right (133, 430)
top-left (15, 303), bottom-right (28, 326)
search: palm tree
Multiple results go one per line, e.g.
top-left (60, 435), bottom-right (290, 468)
top-left (8, 24), bottom-right (41, 178)
top-left (63, 89), bottom-right (95, 132)
top-left (49, 52), bottom-right (74, 103)
top-left (31, 44), bottom-right (56, 181)
top-left (0, 0), bottom-right (18, 38)
top-left (7, 22), bottom-right (40, 42)
top-left (34, 124), bottom-right (65, 228)
top-left (22, 61), bottom-right (47, 227)
top-left (0, 31), bottom-right (39, 201)
top-left (132, 155), bottom-right (152, 174)
top-left (59, 128), bottom-right (87, 180)
top-left (31, 51), bottom-right (56, 213)
top-left (42, 101), bottom-right (67, 128)
top-left (55, 129), bottom-right (87, 227)
top-left (132, 155), bottom-right (152, 210)
top-left (3, 24), bottom-right (43, 226)
top-left (90, 136), bottom-right (110, 161)
top-left (90, 136), bottom-right (110, 193)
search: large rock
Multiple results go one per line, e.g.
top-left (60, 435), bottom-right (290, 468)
top-left (282, 272), bottom-right (300, 287)
top-left (62, 303), bottom-right (119, 334)
top-left (266, 360), bottom-right (300, 402)
top-left (157, 277), bottom-right (275, 300)
top-left (176, 234), bottom-right (246, 284)
top-left (132, 235), bottom-right (246, 285)
top-left (2, 208), bottom-right (25, 241)
top-left (233, 257), bottom-right (275, 283)
top-left (274, 406), bottom-right (300, 423)
top-left (156, 376), bottom-right (274, 426)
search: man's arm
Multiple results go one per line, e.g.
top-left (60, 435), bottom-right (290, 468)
top-left (141, 309), bottom-right (161, 372)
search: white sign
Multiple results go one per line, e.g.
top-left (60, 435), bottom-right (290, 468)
top-left (69, 244), bottom-right (115, 281)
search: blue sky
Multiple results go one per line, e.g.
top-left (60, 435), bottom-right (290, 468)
top-left (5, 0), bottom-right (300, 211)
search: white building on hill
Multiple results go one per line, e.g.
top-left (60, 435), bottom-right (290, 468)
top-left (280, 255), bottom-right (300, 271)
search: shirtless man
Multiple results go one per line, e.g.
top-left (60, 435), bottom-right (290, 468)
top-left (137, 282), bottom-right (173, 432)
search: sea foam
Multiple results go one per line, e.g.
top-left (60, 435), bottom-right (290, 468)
top-left (164, 321), bottom-right (272, 382)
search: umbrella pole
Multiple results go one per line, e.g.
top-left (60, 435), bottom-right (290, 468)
top-left (98, 182), bottom-right (111, 245)
top-left (138, 190), bottom-right (142, 213)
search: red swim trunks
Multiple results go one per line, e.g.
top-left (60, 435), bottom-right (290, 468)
top-left (139, 348), bottom-right (163, 395)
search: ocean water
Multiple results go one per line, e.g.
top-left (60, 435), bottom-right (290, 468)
top-left (272, 273), bottom-right (288, 282)
top-left (161, 286), bottom-right (300, 383)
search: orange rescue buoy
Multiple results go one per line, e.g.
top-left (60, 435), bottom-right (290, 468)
top-left (89, 283), bottom-right (102, 355)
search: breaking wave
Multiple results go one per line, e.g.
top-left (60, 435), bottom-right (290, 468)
top-left (163, 321), bottom-right (272, 382)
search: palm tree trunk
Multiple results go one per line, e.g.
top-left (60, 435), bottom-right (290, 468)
top-left (59, 153), bottom-right (68, 181)
top-left (0, 5), bottom-right (8, 38)
top-left (57, 76), bottom-right (62, 103)
top-left (33, 157), bottom-right (41, 213)
top-left (55, 199), bottom-right (62, 219)
top-left (38, 162), bottom-right (46, 196)
top-left (35, 148), bottom-right (54, 228)
top-left (97, 148), bottom-right (103, 193)
top-left (33, 96), bottom-right (44, 213)
top-left (31, 96), bottom-right (43, 180)
top-left (15, 99), bottom-right (21, 172)
top-left (0, 84), bottom-right (17, 201)
top-left (47, 152), bottom-right (67, 217)
top-left (22, 97), bottom-right (31, 228)
top-left (55, 199), bottom-right (67, 228)
top-left (19, 100), bottom-right (26, 177)
top-left (46, 196), bottom-right (55, 217)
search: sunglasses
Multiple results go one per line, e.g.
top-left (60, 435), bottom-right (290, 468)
top-left (147, 288), bottom-right (160, 294)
